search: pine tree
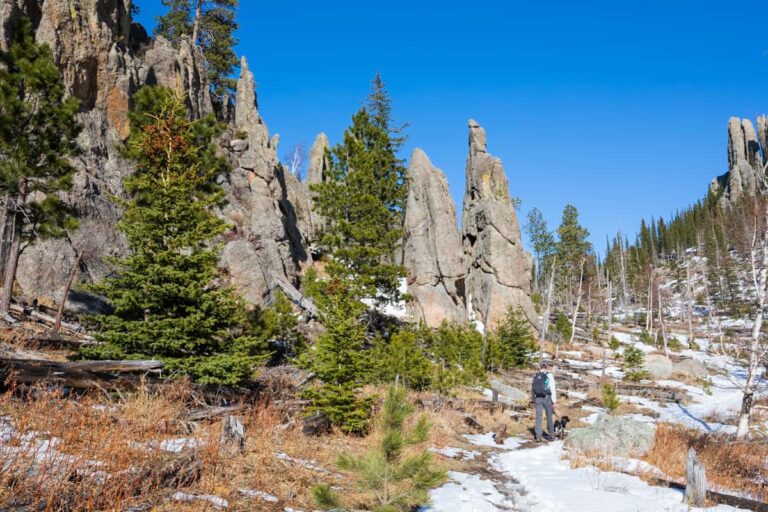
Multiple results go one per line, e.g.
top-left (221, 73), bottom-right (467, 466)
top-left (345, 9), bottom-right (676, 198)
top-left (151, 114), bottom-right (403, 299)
top-left (371, 330), bottom-right (433, 390)
top-left (0, 21), bottom-right (81, 315)
top-left (313, 385), bottom-right (446, 511)
top-left (312, 83), bottom-right (408, 303)
top-left (487, 307), bottom-right (538, 370)
top-left (367, 73), bottom-right (407, 150)
top-left (299, 272), bottom-right (373, 433)
top-left (556, 204), bottom-right (592, 298)
top-left (155, 0), bottom-right (239, 98)
top-left (82, 87), bottom-right (266, 385)
top-left (525, 207), bottom-right (556, 285)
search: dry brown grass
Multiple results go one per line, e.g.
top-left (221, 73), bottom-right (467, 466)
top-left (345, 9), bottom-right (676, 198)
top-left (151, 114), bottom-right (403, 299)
top-left (643, 422), bottom-right (768, 501)
top-left (0, 381), bottom-right (507, 511)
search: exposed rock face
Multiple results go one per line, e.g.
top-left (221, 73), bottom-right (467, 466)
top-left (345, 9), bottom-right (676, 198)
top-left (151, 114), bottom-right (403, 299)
top-left (461, 120), bottom-right (537, 331)
top-left (643, 354), bottom-right (674, 380)
top-left (711, 116), bottom-right (766, 207)
top-left (1, 1), bottom-right (307, 311)
top-left (303, 133), bottom-right (330, 245)
top-left (403, 149), bottom-right (466, 327)
top-left (219, 57), bottom-right (308, 304)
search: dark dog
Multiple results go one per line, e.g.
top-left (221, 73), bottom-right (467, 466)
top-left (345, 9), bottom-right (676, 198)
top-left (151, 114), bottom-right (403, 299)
top-left (553, 415), bottom-right (570, 439)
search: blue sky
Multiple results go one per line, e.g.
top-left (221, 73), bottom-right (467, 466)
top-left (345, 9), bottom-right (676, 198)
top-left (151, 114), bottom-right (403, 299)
top-left (136, 1), bottom-right (768, 255)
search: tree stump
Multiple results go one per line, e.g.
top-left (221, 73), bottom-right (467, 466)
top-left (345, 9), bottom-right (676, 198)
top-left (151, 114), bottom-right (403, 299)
top-left (463, 415), bottom-right (484, 432)
top-left (493, 423), bottom-right (509, 445)
top-left (684, 447), bottom-right (707, 507)
top-left (220, 415), bottom-right (245, 452)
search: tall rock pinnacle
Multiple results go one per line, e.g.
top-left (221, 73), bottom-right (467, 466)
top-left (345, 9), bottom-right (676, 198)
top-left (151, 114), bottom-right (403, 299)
top-left (461, 120), bottom-right (537, 331)
top-left (403, 149), bottom-right (466, 327)
top-left (711, 116), bottom-right (766, 208)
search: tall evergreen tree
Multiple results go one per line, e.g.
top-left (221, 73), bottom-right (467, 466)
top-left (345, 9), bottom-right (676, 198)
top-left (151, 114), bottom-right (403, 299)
top-left (155, 0), bottom-right (239, 98)
top-left (312, 81), bottom-right (408, 302)
top-left (555, 204), bottom-right (592, 297)
top-left (0, 21), bottom-right (81, 315)
top-left (525, 207), bottom-right (556, 284)
top-left (82, 87), bottom-right (266, 385)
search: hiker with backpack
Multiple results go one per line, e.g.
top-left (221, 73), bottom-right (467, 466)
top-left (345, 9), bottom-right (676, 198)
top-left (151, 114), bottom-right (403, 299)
top-left (531, 361), bottom-right (557, 441)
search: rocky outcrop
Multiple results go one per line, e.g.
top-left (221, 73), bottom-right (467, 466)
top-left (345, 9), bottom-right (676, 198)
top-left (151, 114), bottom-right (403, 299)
top-left (403, 149), bottom-right (466, 327)
top-left (643, 354), bottom-right (674, 380)
top-left (461, 120), bottom-right (537, 331)
top-left (303, 133), bottom-right (330, 245)
top-left (711, 116), bottom-right (766, 207)
top-left (2, 1), bottom-right (307, 312)
top-left (219, 57), bottom-right (308, 304)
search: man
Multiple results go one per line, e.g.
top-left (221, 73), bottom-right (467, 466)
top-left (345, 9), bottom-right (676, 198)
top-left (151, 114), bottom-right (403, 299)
top-left (531, 361), bottom-right (557, 441)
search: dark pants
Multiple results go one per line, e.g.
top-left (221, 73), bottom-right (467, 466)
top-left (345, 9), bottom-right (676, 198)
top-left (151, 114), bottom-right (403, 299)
top-left (534, 395), bottom-right (554, 438)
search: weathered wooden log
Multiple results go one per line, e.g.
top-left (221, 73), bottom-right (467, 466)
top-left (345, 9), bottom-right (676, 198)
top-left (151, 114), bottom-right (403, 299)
top-left (0, 358), bottom-right (163, 391)
top-left (184, 405), bottom-right (244, 422)
top-left (463, 415), bottom-right (484, 432)
top-left (269, 270), bottom-right (318, 317)
top-left (302, 412), bottom-right (331, 436)
top-left (684, 447), bottom-right (707, 507)
top-left (493, 423), bottom-right (509, 444)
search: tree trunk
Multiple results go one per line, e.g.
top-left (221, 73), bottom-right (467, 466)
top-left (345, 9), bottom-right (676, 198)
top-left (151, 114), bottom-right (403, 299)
top-left (1, 211), bottom-right (22, 315)
top-left (568, 259), bottom-right (585, 347)
top-left (647, 269), bottom-right (654, 333)
top-left (602, 277), bottom-right (612, 382)
top-left (539, 260), bottom-right (557, 362)
top-left (0, 195), bottom-right (12, 284)
top-left (191, 0), bottom-right (203, 44)
top-left (658, 288), bottom-right (669, 358)
top-left (52, 249), bottom-right (83, 335)
top-left (686, 256), bottom-right (694, 347)
top-left (684, 447), bottom-right (707, 507)
top-left (619, 233), bottom-right (629, 310)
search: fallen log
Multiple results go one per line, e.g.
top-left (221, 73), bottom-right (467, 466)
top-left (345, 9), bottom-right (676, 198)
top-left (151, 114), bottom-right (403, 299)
top-left (269, 270), bottom-right (318, 317)
top-left (649, 477), bottom-right (768, 512)
top-left (0, 358), bottom-right (163, 391)
top-left (9, 303), bottom-right (90, 339)
top-left (184, 405), bottom-right (244, 422)
top-left (616, 383), bottom-right (687, 403)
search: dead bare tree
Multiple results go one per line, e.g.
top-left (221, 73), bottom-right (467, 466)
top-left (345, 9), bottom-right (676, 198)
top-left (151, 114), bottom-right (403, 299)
top-left (567, 258), bottom-right (585, 347)
top-left (539, 259), bottom-right (557, 362)
top-left (283, 143), bottom-right (306, 179)
top-left (736, 196), bottom-right (768, 439)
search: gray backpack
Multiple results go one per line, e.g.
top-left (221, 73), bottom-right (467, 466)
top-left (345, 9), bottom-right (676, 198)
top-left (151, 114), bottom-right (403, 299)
top-left (532, 371), bottom-right (549, 398)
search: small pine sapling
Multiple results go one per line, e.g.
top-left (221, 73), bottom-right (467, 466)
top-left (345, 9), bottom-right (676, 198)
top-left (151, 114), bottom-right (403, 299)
top-left (608, 336), bottom-right (621, 351)
top-left (602, 383), bottom-right (620, 412)
top-left (622, 346), bottom-right (650, 382)
top-left (315, 385), bottom-right (446, 511)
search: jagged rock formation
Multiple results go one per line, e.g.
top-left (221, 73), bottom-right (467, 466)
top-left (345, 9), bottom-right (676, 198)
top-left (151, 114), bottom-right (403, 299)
top-left (461, 120), bottom-right (537, 331)
top-left (711, 116), bottom-right (767, 207)
top-left (0, 1), bottom-right (539, 330)
top-left (216, 56), bottom-right (309, 304)
top-left (403, 149), bottom-right (466, 327)
top-left (0, 0), bottom-right (307, 311)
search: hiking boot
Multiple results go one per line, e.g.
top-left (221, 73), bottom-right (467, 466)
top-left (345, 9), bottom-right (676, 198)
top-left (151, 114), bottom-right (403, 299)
top-left (542, 433), bottom-right (554, 442)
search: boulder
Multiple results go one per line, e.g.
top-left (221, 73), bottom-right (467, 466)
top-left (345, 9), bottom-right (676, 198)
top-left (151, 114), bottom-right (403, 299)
top-left (643, 354), bottom-right (674, 379)
top-left (461, 120), bottom-right (537, 331)
top-left (489, 379), bottom-right (527, 402)
top-left (403, 148), bottom-right (466, 327)
top-left (565, 414), bottom-right (655, 458)
top-left (673, 358), bottom-right (708, 379)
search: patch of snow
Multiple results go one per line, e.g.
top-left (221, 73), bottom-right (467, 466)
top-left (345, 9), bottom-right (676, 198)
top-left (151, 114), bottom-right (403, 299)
top-left (430, 447), bottom-right (480, 461)
top-left (151, 437), bottom-right (202, 453)
top-left (464, 433), bottom-right (523, 449)
top-left (238, 488), bottom-right (279, 502)
top-left (172, 492), bottom-right (228, 509)
top-left (424, 471), bottom-right (515, 511)
top-left (275, 452), bottom-right (334, 474)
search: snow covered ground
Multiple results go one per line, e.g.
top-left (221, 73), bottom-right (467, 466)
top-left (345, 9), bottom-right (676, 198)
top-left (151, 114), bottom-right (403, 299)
top-left (425, 324), bottom-right (765, 512)
top-left (426, 439), bottom-right (744, 512)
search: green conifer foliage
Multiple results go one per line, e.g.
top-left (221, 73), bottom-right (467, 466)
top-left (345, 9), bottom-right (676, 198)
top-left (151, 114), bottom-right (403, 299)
top-left (312, 95), bottom-right (408, 303)
top-left (314, 385), bottom-right (446, 511)
top-left (0, 21), bottom-right (81, 314)
top-left (622, 346), bottom-right (649, 382)
top-left (155, 0), bottom-right (239, 98)
top-left (82, 87), bottom-right (267, 385)
top-left (487, 307), bottom-right (538, 370)
top-left (370, 330), bottom-right (433, 390)
top-left (299, 274), bottom-right (373, 433)
top-left (421, 322), bottom-right (486, 393)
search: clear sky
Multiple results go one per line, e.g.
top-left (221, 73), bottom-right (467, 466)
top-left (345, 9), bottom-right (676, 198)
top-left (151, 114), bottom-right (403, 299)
top-left (136, 1), bottom-right (768, 255)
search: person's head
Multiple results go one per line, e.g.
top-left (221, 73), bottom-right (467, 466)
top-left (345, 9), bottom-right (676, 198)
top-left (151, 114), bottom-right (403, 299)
top-left (540, 361), bottom-right (549, 371)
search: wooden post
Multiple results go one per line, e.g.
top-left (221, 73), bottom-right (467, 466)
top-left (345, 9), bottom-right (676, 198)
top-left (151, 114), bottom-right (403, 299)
top-left (220, 415), bottom-right (245, 452)
top-left (684, 447), bottom-right (707, 507)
